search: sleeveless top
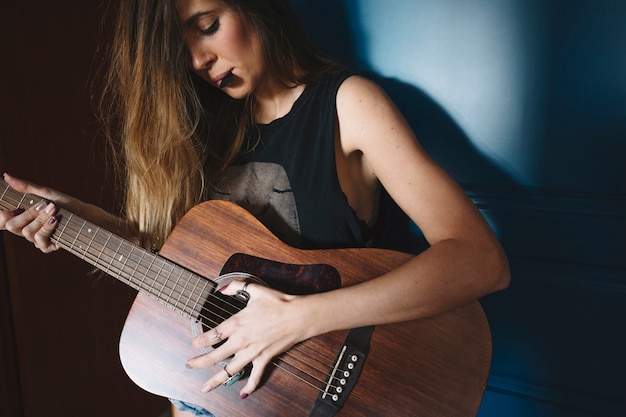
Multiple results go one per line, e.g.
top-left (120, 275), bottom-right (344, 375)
top-left (209, 70), bottom-right (374, 249)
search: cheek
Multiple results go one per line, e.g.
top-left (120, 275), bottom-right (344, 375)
top-left (225, 31), bottom-right (250, 58)
top-left (221, 15), bottom-right (257, 61)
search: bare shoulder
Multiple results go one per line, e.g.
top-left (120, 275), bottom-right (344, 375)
top-left (336, 75), bottom-right (419, 156)
top-left (336, 75), bottom-right (393, 118)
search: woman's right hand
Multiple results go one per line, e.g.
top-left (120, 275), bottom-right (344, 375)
top-left (1, 173), bottom-right (86, 253)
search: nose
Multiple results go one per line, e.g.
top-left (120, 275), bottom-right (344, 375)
top-left (188, 47), bottom-right (215, 72)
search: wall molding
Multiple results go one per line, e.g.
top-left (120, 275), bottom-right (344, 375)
top-left (464, 184), bottom-right (625, 218)
top-left (463, 183), bottom-right (626, 269)
top-left (509, 257), bottom-right (626, 293)
top-left (486, 373), bottom-right (626, 417)
top-left (467, 184), bottom-right (626, 416)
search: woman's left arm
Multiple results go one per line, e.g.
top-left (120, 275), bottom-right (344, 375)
top-left (311, 75), bottom-right (510, 329)
top-left (187, 76), bottom-right (510, 397)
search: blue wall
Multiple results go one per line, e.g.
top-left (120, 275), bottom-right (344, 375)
top-left (293, 1), bottom-right (626, 416)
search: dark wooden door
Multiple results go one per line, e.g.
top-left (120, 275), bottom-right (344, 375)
top-left (0, 2), bottom-right (168, 416)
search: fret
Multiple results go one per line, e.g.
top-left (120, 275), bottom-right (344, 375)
top-left (105, 236), bottom-right (124, 277)
top-left (145, 254), bottom-right (158, 296)
top-left (183, 272), bottom-right (200, 318)
top-left (54, 212), bottom-right (73, 245)
top-left (174, 266), bottom-right (187, 310)
top-left (128, 248), bottom-right (145, 288)
top-left (17, 192), bottom-right (27, 208)
top-left (79, 224), bottom-right (105, 267)
top-left (201, 280), bottom-right (212, 309)
top-left (82, 224), bottom-right (98, 260)
top-left (129, 247), bottom-right (155, 294)
top-left (71, 219), bottom-right (88, 258)
top-left (153, 259), bottom-right (167, 301)
top-left (0, 184), bottom-right (8, 202)
top-left (1, 179), bottom-right (213, 317)
top-left (169, 265), bottom-right (184, 306)
top-left (92, 227), bottom-right (108, 267)
top-left (119, 242), bottom-right (136, 288)
top-left (162, 263), bottom-right (175, 305)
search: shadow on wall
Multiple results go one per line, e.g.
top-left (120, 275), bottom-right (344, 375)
top-left (291, 0), bottom-right (518, 187)
top-left (291, 0), bottom-right (518, 254)
top-left (292, 2), bottom-right (626, 416)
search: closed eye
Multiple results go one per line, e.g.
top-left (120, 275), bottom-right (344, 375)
top-left (200, 17), bottom-right (220, 35)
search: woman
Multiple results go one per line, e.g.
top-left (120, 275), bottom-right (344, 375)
top-left (1, 0), bottom-right (510, 415)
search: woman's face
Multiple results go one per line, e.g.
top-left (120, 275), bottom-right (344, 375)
top-left (178, 0), bottom-right (264, 99)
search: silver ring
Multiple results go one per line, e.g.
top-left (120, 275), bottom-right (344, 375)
top-left (212, 331), bottom-right (222, 343)
top-left (235, 280), bottom-right (251, 302)
top-left (222, 363), bottom-right (244, 386)
top-left (223, 364), bottom-right (233, 378)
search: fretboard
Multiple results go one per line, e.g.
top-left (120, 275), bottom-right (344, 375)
top-left (0, 179), bottom-right (212, 318)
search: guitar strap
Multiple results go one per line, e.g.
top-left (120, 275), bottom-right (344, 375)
top-left (308, 326), bottom-right (374, 417)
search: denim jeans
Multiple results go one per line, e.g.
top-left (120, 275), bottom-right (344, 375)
top-left (170, 399), bottom-right (215, 417)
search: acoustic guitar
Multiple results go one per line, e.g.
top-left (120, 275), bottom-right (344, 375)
top-left (1, 179), bottom-right (492, 417)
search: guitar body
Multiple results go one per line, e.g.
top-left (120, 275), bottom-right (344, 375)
top-left (119, 201), bottom-right (492, 417)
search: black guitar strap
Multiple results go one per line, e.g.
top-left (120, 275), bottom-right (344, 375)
top-left (308, 326), bottom-right (374, 417)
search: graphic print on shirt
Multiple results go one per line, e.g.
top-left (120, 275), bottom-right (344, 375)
top-left (210, 162), bottom-right (302, 246)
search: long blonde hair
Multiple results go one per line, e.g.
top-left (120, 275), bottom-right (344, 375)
top-left (97, 0), bottom-right (339, 249)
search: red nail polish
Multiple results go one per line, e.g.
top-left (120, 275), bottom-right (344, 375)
top-left (240, 393), bottom-right (248, 400)
top-left (217, 285), bottom-right (229, 293)
top-left (9, 208), bottom-right (25, 216)
top-left (48, 216), bottom-right (57, 225)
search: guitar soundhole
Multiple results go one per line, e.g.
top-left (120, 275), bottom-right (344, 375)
top-left (198, 291), bottom-right (248, 335)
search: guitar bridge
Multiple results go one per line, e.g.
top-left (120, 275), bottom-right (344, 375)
top-left (310, 326), bottom-right (374, 416)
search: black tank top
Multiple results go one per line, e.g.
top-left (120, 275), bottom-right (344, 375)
top-left (210, 70), bottom-right (373, 249)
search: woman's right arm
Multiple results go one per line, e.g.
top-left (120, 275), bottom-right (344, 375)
top-left (1, 173), bottom-right (136, 252)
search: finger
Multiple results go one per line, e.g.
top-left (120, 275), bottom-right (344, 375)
top-left (21, 202), bottom-right (56, 242)
top-left (3, 173), bottom-right (50, 199)
top-left (34, 210), bottom-right (59, 253)
top-left (192, 327), bottom-right (228, 350)
top-left (187, 338), bottom-right (239, 369)
top-left (186, 352), bottom-right (221, 369)
top-left (200, 357), bottom-right (250, 394)
top-left (3, 173), bottom-right (71, 207)
top-left (239, 357), bottom-right (271, 398)
top-left (4, 201), bottom-right (47, 237)
top-left (219, 279), bottom-right (256, 301)
top-left (0, 208), bottom-right (25, 230)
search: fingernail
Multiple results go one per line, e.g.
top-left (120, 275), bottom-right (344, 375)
top-left (44, 203), bottom-right (55, 215)
top-left (9, 208), bottom-right (25, 216)
top-left (35, 200), bottom-right (48, 211)
top-left (48, 216), bottom-right (57, 225)
top-left (185, 362), bottom-right (193, 369)
top-left (240, 393), bottom-right (248, 400)
top-left (218, 285), bottom-right (229, 293)
top-left (201, 384), bottom-right (213, 393)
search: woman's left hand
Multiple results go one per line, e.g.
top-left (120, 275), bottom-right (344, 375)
top-left (185, 280), bottom-right (309, 399)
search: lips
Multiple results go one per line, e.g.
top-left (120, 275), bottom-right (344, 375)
top-left (218, 71), bottom-right (234, 89)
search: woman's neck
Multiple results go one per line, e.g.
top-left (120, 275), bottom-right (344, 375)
top-left (253, 79), bottom-right (306, 124)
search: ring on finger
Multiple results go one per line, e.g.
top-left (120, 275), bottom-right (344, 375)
top-left (235, 280), bottom-right (251, 303)
top-left (222, 363), bottom-right (244, 386)
top-left (212, 330), bottom-right (222, 343)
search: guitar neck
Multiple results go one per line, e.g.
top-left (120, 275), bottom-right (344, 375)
top-left (0, 179), bottom-right (211, 318)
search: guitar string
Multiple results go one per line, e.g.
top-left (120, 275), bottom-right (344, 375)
top-left (0, 196), bottom-right (343, 395)
top-left (0, 188), bottom-right (339, 377)
top-left (0, 185), bottom-right (348, 393)
top-left (48, 216), bottom-right (346, 393)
